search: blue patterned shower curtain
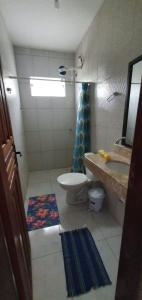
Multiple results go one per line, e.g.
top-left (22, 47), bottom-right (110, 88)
top-left (71, 83), bottom-right (90, 173)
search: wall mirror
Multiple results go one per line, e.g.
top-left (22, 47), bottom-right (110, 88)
top-left (122, 55), bottom-right (142, 147)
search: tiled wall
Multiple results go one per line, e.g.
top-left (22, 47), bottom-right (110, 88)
top-left (76, 0), bottom-right (142, 152)
top-left (14, 47), bottom-right (75, 171)
top-left (0, 14), bottom-right (28, 198)
top-left (75, 0), bottom-right (142, 224)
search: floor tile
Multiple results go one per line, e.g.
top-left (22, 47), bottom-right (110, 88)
top-left (95, 239), bottom-right (118, 283)
top-left (73, 285), bottom-right (115, 300)
top-left (32, 252), bottom-right (71, 300)
top-left (27, 181), bottom-right (53, 197)
top-left (73, 290), bottom-right (97, 300)
top-left (91, 210), bottom-right (122, 239)
top-left (29, 225), bottom-right (61, 259)
top-left (26, 168), bottom-right (122, 300)
top-left (59, 210), bottom-right (103, 241)
top-left (106, 235), bottom-right (122, 260)
top-left (29, 170), bottom-right (50, 184)
top-left (93, 284), bottom-right (116, 300)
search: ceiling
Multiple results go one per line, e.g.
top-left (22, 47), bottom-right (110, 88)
top-left (0, 0), bottom-right (104, 52)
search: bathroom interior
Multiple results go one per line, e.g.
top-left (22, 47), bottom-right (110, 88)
top-left (0, 0), bottom-right (142, 299)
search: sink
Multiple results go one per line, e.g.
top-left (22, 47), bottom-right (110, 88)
top-left (84, 150), bottom-right (131, 201)
top-left (106, 161), bottom-right (130, 175)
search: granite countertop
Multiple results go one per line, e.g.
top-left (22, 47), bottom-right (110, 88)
top-left (84, 145), bottom-right (132, 203)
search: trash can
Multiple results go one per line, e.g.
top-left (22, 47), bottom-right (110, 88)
top-left (88, 187), bottom-right (105, 212)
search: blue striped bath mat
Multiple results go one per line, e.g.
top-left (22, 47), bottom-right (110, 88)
top-left (60, 227), bottom-right (111, 297)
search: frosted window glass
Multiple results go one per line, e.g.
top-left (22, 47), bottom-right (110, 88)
top-left (30, 77), bottom-right (66, 97)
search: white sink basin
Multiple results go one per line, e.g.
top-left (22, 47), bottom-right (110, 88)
top-left (106, 161), bottom-right (130, 175)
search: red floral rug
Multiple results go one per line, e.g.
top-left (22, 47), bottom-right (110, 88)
top-left (26, 194), bottom-right (60, 231)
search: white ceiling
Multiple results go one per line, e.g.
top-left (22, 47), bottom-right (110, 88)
top-left (0, 0), bottom-right (104, 52)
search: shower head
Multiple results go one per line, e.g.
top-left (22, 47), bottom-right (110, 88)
top-left (58, 56), bottom-right (84, 77)
top-left (58, 56), bottom-right (84, 78)
top-left (58, 65), bottom-right (67, 76)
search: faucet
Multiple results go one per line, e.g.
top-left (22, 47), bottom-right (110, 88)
top-left (115, 136), bottom-right (126, 145)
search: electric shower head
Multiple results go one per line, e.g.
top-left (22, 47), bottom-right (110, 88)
top-left (58, 65), bottom-right (67, 76)
top-left (58, 56), bottom-right (84, 77)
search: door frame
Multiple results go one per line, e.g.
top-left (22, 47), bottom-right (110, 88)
top-left (115, 81), bottom-right (142, 299)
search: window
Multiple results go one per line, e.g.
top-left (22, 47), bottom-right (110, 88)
top-left (30, 77), bottom-right (66, 97)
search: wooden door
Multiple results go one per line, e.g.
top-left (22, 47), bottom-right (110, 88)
top-left (0, 62), bottom-right (32, 299)
top-left (0, 215), bottom-right (18, 300)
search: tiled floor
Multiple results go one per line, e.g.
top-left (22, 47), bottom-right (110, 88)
top-left (26, 168), bottom-right (122, 300)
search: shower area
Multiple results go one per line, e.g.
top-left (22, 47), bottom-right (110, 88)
top-left (14, 47), bottom-right (76, 173)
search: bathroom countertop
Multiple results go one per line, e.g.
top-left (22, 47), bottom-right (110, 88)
top-left (84, 147), bottom-right (131, 203)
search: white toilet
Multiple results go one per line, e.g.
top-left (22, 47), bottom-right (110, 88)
top-left (57, 168), bottom-right (96, 205)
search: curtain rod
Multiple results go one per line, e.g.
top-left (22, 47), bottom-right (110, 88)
top-left (7, 76), bottom-right (92, 84)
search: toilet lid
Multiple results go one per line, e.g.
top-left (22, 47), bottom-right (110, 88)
top-left (57, 173), bottom-right (88, 186)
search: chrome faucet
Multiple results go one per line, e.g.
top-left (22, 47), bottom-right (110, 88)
top-left (115, 136), bottom-right (126, 145)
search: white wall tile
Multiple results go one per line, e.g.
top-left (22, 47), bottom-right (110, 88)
top-left (32, 55), bottom-right (50, 77)
top-left (76, 0), bottom-right (142, 158)
top-left (40, 131), bottom-right (54, 151)
top-left (48, 58), bottom-right (62, 77)
top-left (53, 130), bottom-right (73, 150)
top-left (37, 109), bottom-right (53, 131)
top-left (28, 152), bottom-right (43, 171)
top-left (52, 109), bottom-right (74, 130)
top-left (50, 96), bottom-right (74, 109)
top-left (55, 150), bottom-right (68, 168)
top-left (15, 48), bottom-right (75, 171)
top-left (42, 151), bottom-right (56, 170)
top-left (131, 0), bottom-right (142, 58)
top-left (66, 149), bottom-right (73, 167)
top-left (74, 0), bottom-right (142, 217)
top-left (15, 54), bottom-right (33, 76)
top-left (25, 132), bottom-right (41, 152)
top-left (35, 97), bottom-right (53, 109)
top-left (23, 109), bottom-right (38, 131)
top-left (19, 81), bottom-right (36, 109)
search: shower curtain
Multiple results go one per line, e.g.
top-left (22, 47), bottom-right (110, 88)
top-left (71, 82), bottom-right (90, 173)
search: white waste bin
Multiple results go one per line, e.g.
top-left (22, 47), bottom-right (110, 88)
top-left (88, 187), bottom-right (105, 212)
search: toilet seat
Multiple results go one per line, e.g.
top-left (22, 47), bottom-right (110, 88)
top-left (57, 169), bottom-right (96, 205)
top-left (57, 173), bottom-right (88, 187)
top-left (57, 172), bottom-right (88, 205)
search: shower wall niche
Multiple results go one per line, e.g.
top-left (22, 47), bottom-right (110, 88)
top-left (15, 47), bottom-right (75, 171)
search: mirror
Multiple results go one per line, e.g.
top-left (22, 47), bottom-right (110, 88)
top-left (122, 55), bottom-right (142, 147)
